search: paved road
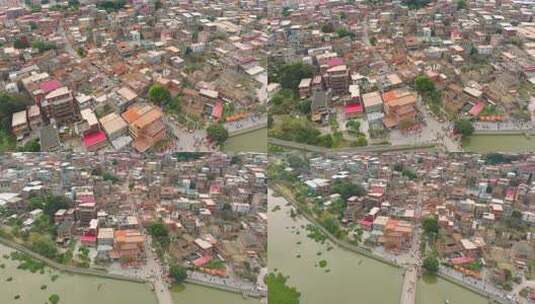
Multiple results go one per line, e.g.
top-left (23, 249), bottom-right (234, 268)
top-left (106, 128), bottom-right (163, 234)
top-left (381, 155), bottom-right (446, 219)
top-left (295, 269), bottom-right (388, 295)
top-left (144, 236), bottom-right (173, 304)
top-left (58, 20), bottom-right (80, 59)
top-left (224, 114), bottom-right (267, 135)
top-left (164, 117), bottom-right (216, 152)
top-left (399, 182), bottom-right (424, 304)
top-left (187, 271), bottom-right (261, 296)
top-left (512, 278), bottom-right (535, 304)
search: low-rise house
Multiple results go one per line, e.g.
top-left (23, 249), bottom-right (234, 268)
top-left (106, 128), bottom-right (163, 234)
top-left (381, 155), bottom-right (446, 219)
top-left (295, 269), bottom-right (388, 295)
top-left (11, 110), bottom-right (29, 140)
top-left (122, 104), bottom-right (166, 153)
top-left (362, 91), bottom-right (384, 114)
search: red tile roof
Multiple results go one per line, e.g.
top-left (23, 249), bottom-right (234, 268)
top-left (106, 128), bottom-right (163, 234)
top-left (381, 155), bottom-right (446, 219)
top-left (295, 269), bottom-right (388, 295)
top-left (39, 79), bottom-right (62, 93)
top-left (83, 131), bottom-right (107, 148)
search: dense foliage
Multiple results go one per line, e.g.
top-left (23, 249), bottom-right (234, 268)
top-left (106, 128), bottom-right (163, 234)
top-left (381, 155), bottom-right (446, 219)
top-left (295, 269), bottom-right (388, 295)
top-left (206, 124), bottom-right (229, 146)
top-left (267, 272), bottom-right (301, 304)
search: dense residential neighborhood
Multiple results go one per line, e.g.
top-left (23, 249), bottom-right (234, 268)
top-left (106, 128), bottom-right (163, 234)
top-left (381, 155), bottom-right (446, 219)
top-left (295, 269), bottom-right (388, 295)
top-left (0, 152), bottom-right (267, 303)
top-left (267, 0), bottom-right (535, 152)
top-left (270, 152), bottom-right (535, 304)
top-left (0, 0), bottom-right (268, 153)
top-left (2, 0), bottom-right (535, 304)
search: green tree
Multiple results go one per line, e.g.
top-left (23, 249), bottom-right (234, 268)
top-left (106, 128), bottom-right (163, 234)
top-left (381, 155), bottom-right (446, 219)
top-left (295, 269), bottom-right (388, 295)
top-left (278, 62), bottom-right (314, 91)
top-left (321, 23), bottom-right (335, 33)
top-left (414, 75), bottom-right (435, 95)
top-left (346, 119), bottom-right (361, 134)
top-left (287, 154), bottom-right (309, 170)
top-left (28, 193), bottom-right (72, 217)
top-left (402, 0), bottom-right (431, 9)
top-left (148, 84), bottom-right (171, 106)
top-left (456, 0), bottom-right (466, 9)
top-left (19, 138), bottom-right (40, 152)
top-left (32, 41), bottom-right (57, 53)
top-left (423, 255), bottom-right (439, 273)
top-left (76, 47), bottom-right (86, 57)
top-left (14, 38), bottom-right (30, 49)
top-left (96, 0), bottom-right (125, 12)
top-left (297, 99), bottom-right (311, 115)
top-left (422, 217), bottom-right (439, 236)
top-left (402, 168), bottom-right (417, 180)
top-left (336, 27), bottom-right (355, 38)
top-left (148, 222), bottom-right (170, 247)
top-left (169, 264), bottom-right (188, 283)
top-left (166, 95), bottom-right (181, 115)
top-left (454, 119), bottom-right (474, 137)
top-left (102, 172), bottom-right (119, 183)
top-left (206, 124), bottom-right (229, 146)
top-left (331, 179), bottom-right (365, 200)
top-left (281, 6), bottom-right (291, 17)
top-left (30, 234), bottom-right (57, 259)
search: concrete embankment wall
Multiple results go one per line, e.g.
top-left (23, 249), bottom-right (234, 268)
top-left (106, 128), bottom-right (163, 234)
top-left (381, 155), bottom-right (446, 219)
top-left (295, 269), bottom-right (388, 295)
top-left (268, 138), bottom-right (436, 153)
top-left (437, 271), bottom-right (511, 304)
top-left (0, 236), bottom-right (264, 299)
top-left (272, 185), bottom-right (516, 304)
top-left (271, 184), bottom-right (400, 269)
top-left (0, 236), bottom-right (146, 284)
top-left (228, 123), bottom-right (267, 137)
top-left (473, 130), bottom-right (535, 135)
top-left (184, 278), bottom-right (263, 298)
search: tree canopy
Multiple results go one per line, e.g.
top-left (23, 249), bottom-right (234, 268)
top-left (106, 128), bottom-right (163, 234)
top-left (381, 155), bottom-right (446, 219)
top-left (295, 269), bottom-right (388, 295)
top-left (423, 255), bottom-right (439, 273)
top-left (414, 75), bottom-right (435, 94)
top-left (28, 193), bottom-right (72, 218)
top-left (206, 124), bottom-right (229, 146)
top-left (422, 216), bottom-right (439, 236)
top-left (148, 84), bottom-right (171, 106)
top-left (330, 179), bottom-right (365, 200)
top-left (454, 119), bottom-right (475, 137)
top-left (277, 62), bottom-right (314, 91)
top-left (402, 0), bottom-right (431, 9)
top-left (169, 264), bottom-right (188, 283)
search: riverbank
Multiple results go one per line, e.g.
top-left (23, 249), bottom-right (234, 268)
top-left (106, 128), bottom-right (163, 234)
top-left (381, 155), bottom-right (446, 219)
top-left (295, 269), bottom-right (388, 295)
top-left (227, 121), bottom-right (267, 137)
top-left (268, 137), bottom-right (436, 153)
top-left (0, 235), bottom-right (145, 283)
top-left (0, 243), bottom-right (158, 304)
top-left (270, 186), bottom-right (511, 304)
top-left (0, 235), bottom-right (264, 303)
top-left (268, 190), bottom-right (403, 304)
top-left (271, 184), bottom-right (400, 268)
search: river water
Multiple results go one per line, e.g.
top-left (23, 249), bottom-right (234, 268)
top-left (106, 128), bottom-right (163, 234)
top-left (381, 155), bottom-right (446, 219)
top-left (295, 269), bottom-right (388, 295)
top-left (462, 134), bottom-right (535, 153)
top-left (0, 244), bottom-right (260, 304)
top-left (268, 190), bottom-right (489, 304)
top-left (223, 128), bottom-right (267, 153)
top-left (0, 244), bottom-right (157, 304)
